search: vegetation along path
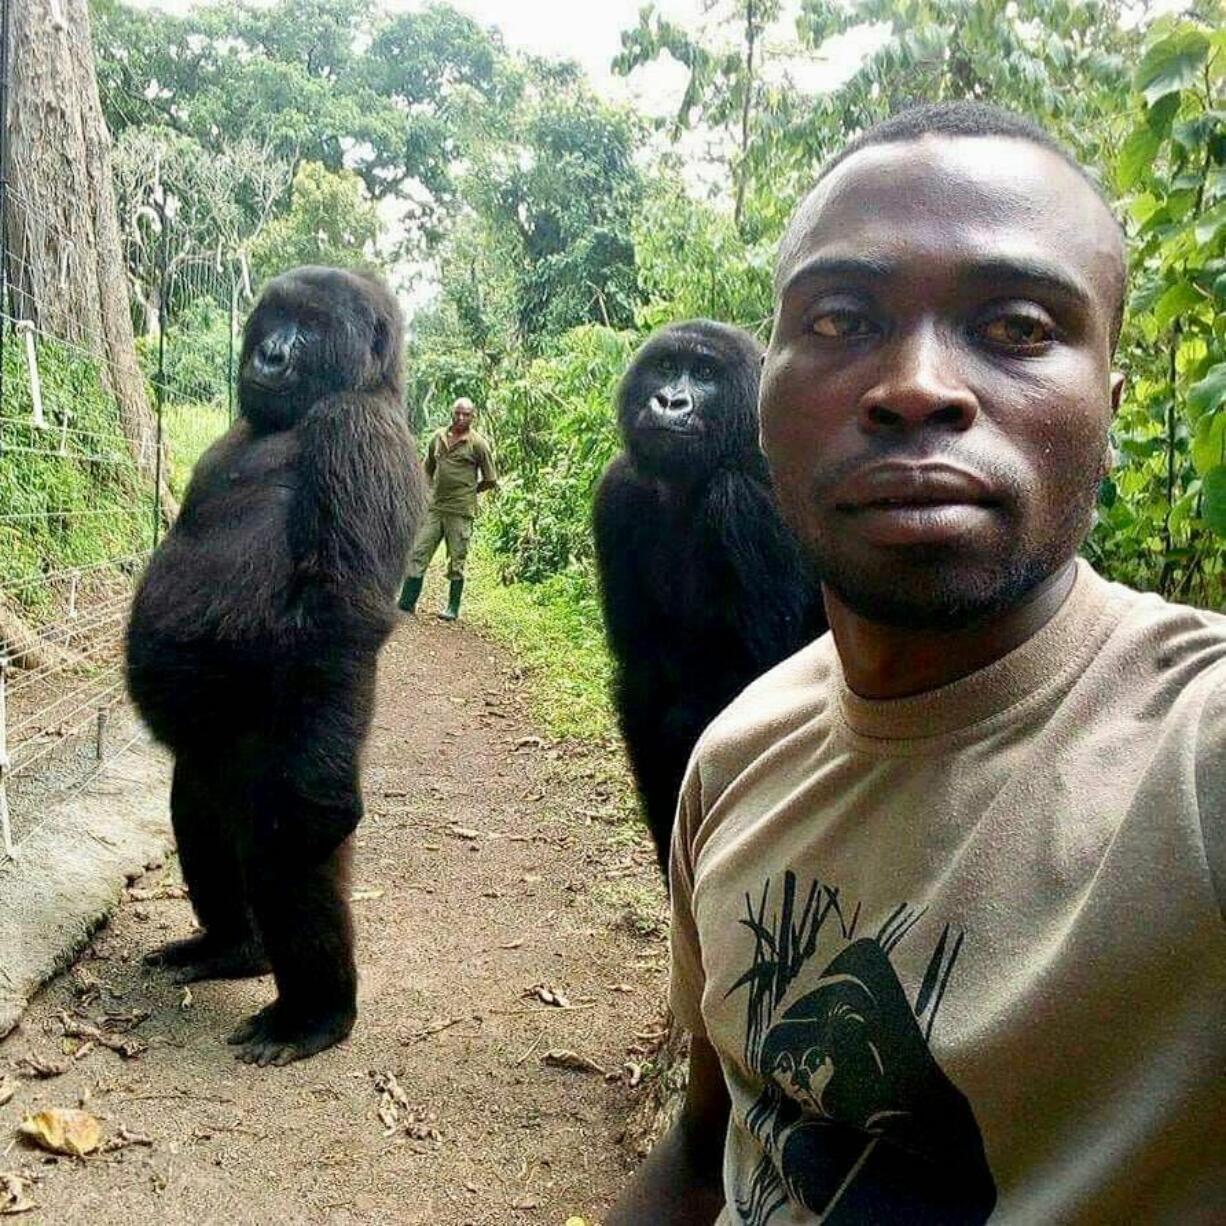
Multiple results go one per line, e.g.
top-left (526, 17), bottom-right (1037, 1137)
top-left (0, 605), bottom-right (669, 1224)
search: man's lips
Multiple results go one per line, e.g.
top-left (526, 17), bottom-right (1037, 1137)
top-left (833, 462), bottom-right (997, 511)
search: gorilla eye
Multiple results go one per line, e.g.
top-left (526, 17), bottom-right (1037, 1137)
top-left (811, 311), bottom-right (877, 340)
top-left (980, 312), bottom-right (1056, 350)
top-left (691, 358), bottom-right (718, 381)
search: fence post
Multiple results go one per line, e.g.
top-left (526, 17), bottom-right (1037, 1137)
top-left (228, 272), bottom-right (237, 423)
top-left (17, 319), bottom-right (45, 426)
top-left (0, 0), bottom-right (10, 418)
top-left (152, 258), bottom-right (166, 546)
top-left (0, 654), bottom-right (13, 863)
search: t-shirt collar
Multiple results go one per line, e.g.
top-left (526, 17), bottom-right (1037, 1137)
top-left (835, 559), bottom-right (1115, 742)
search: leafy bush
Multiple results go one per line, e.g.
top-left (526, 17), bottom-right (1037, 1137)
top-left (1, 334), bottom-right (151, 614)
top-left (478, 325), bottom-right (632, 585)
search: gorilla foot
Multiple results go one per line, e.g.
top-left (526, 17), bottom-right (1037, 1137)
top-left (228, 1000), bottom-right (355, 1067)
top-left (144, 934), bottom-right (270, 984)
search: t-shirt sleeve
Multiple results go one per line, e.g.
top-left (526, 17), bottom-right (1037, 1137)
top-left (668, 759), bottom-right (707, 1037)
top-left (423, 432), bottom-right (438, 478)
top-left (1195, 674), bottom-right (1226, 922)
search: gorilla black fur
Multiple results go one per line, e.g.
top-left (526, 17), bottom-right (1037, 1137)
top-left (593, 320), bottom-right (825, 874)
top-left (126, 266), bottom-right (424, 1066)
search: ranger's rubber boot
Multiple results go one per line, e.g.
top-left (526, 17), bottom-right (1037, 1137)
top-left (438, 577), bottom-right (464, 622)
top-left (398, 575), bottom-right (423, 613)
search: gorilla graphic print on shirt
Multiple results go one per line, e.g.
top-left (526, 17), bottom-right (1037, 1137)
top-left (727, 872), bottom-right (997, 1225)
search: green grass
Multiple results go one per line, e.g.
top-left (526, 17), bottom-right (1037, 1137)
top-left (463, 543), bottom-right (618, 742)
top-left (163, 401), bottom-right (229, 497)
top-left (1, 338), bottom-right (152, 614)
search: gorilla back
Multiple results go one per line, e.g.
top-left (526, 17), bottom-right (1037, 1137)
top-left (593, 320), bottom-right (825, 874)
top-left (126, 266), bottom-right (424, 1065)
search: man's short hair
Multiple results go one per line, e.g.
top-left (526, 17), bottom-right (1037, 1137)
top-left (452, 397), bottom-right (476, 413)
top-left (794, 101), bottom-right (1127, 349)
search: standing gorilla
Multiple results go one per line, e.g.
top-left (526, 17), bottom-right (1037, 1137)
top-left (126, 266), bottom-right (424, 1065)
top-left (593, 320), bottom-right (825, 874)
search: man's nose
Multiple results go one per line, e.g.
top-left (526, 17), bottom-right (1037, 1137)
top-left (857, 324), bottom-right (979, 433)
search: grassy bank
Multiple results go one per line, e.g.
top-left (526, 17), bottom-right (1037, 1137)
top-left (462, 545), bottom-right (618, 743)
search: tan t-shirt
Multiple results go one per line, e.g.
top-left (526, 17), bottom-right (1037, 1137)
top-left (670, 561), bottom-right (1226, 1225)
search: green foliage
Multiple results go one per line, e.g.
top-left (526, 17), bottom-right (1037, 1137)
top-left (1088, 10), bottom-right (1226, 604)
top-left (91, 0), bottom-right (505, 221)
top-left (162, 403), bottom-right (231, 500)
top-left (463, 546), bottom-right (616, 741)
top-left (250, 162), bottom-right (382, 279)
top-left (454, 84), bottom-right (646, 342)
top-left (1, 336), bottom-right (152, 614)
top-left (479, 326), bottom-right (633, 585)
top-left (633, 189), bottom-right (773, 330)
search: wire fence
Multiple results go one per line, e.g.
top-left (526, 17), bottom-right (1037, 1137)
top-left (0, 15), bottom-right (240, 861)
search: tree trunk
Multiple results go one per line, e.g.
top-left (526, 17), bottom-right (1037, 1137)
top-left (4, 0), bottom-right (176, 518)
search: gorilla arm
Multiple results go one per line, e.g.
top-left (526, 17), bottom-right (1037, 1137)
top-left (289, 391), bottom-right (424, 617)
top-left (703, 466), bottom-right (819, 668)
top-left (593, 453), bottom-right (661, 667)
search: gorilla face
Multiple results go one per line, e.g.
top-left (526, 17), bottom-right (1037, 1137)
top-left (617, 320), bottom-right (764, 481)
top-left (239, 266), bottom-right (401, 431)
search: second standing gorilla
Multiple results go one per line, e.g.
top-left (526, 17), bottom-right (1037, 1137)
top-left (127, 266), bottom-right (424, 1066)
top-left (594, 320), bottom-right (826, 874)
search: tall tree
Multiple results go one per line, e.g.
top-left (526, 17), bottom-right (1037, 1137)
top-left (4, 0), bottom-right (173, 513)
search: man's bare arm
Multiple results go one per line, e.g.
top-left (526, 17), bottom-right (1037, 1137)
top-left (607, 1034), bottom-right (730, 1225)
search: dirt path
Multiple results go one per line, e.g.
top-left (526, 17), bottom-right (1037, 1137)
top-left (0, 613), bottom-right (668, 1224)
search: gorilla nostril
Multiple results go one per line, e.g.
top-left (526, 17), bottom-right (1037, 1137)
top-left (258, 340), bottom-right (288, 371)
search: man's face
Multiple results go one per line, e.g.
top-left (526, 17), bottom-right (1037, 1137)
top-left (761, 135), bottom-right (1124, 629)
top-left (452, 405), bottom-right (474, 432)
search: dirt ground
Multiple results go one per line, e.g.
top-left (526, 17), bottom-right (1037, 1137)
top-left (0, 610), bottom-right (671, 1224)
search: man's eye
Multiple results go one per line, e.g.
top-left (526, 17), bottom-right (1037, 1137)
top-left (981, 315), bottom-right (1054, 348)
top-left (811, 311), bottom-right (876, 339)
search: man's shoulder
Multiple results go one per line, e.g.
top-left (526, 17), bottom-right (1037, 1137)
top-left (1099, 572), bottom-right (1226, 701)
top-left (470, 429), bottom-right (492, 451)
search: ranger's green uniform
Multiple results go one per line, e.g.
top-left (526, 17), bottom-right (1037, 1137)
top-left (399, 426), bottom-right (496, 618)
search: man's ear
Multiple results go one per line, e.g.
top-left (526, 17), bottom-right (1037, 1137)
top-left (1110, 371), bottom-right (1124, 414)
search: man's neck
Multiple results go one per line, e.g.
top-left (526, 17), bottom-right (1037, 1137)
top-left (826, 560), bottom-right (1078, 700)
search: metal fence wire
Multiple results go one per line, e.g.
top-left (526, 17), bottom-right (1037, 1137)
top-left (0, 2), bottom-right (239, 859)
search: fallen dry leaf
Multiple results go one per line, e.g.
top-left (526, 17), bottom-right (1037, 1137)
top-left (525, 983), bottom-right (570, 1008)
top-left (369, 1072), bottom-right (441, 1143)
top-left (0, 1170), bottom-right (37, 1215)
top-left (125, 884), bottom-right (188, 902)
top-left (180, 987), bottom-right (193, 1010)
top-left (542, 1049), bottom-right (607, 1076)
top-left (100, 1127), bottom-right (154, 1153)
top-left (448, 825), bottom-right (481, 841)
top-left (57, 1013), bottom-right (147, 1060)
top-left (16, 1055), bottom-right (70, 1080)
top-left (19, 1109), bottom-right (103, 1157)
top-left (350, 887), bottom-right (385, 902)
top-left (0, 1077), bottom-right (15, 1108)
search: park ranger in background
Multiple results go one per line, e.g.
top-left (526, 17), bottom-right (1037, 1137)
top-left (398, 397), bottom-right (498, 621)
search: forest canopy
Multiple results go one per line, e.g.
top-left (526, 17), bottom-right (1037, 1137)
top-left (89, 0), bottom-right (1226, 608)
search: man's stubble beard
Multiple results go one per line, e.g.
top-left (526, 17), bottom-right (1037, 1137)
top-left (794, 462), bottom-right (1106, 633)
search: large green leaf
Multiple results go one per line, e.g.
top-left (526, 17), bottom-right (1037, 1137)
top-left (1118, 126), bottom-right (1160, 190)
top-left (1188, 363), bottom-right (1226, 419)
top-left (1192, 412), bottom-right (1226, 476)
top-left (1153, 280), bottom-right (1202, 329)
top-left (1134, 29), bottom-right (1210, 107)
top-left (1203, 466), bottom-right (1226, 535)
top-left (1195, 201), bottom-right (1226, 248)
